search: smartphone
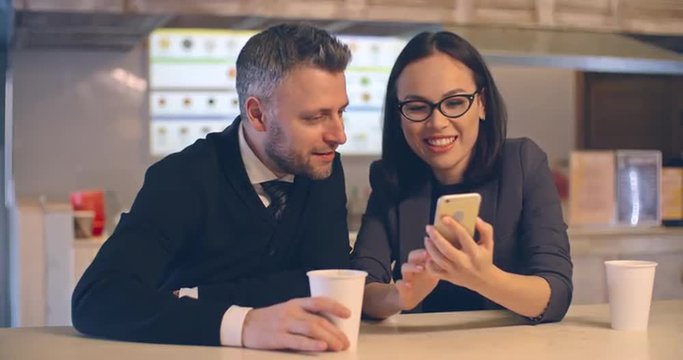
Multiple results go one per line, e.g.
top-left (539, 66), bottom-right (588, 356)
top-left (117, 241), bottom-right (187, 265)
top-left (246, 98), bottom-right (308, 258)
top-left (434, 193), bottom-right (482, 241)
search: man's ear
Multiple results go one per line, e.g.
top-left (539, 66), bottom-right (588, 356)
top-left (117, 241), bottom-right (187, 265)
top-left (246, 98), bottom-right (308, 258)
top-left (245, 96), bottom-right (267, 132)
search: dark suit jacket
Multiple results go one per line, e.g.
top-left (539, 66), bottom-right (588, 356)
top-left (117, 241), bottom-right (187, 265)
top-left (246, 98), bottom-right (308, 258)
top-left (351, 138), bottom-right (573, 322)
top-left (72, 117), bottom-right (351, 345)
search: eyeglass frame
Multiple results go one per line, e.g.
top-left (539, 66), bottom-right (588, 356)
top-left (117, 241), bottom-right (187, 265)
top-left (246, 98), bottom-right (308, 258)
top-left (397, 88), bottom-right (483, 122)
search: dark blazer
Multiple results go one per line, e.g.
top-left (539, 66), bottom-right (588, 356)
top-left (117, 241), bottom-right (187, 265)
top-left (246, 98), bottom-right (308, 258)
top-left (351, 138), bottom-right (572, 322)
top-left (72, 117), bottom-right (351, 345)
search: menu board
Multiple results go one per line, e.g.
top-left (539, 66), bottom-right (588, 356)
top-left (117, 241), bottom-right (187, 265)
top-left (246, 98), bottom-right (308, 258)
top-left (148, 29), bottom-right (253, 156)
top-left (337, 35), bottom-right (405, 155)
top-left (148, 29), bottom-right (405, 157)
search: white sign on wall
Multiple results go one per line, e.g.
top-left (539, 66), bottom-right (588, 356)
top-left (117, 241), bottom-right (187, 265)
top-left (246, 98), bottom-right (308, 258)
top-left (149, 29), bottom-right (405, 157)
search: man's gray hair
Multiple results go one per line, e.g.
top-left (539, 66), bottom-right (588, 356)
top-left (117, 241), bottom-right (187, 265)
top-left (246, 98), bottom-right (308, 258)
top-left (235, 23), bottom-right (352, 116)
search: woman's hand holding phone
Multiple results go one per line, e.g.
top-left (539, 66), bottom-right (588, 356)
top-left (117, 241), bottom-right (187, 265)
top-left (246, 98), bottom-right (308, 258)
top-left (423, 217), bottom-right (496, 292)
top-left (433, 193), bottom-right (481, 248)
top-left (391, 193), bottom-right (495, 308)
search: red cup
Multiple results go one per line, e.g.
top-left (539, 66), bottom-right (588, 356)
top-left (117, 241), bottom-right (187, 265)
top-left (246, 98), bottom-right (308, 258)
top-left (70, 190), bottom-right (106, 237)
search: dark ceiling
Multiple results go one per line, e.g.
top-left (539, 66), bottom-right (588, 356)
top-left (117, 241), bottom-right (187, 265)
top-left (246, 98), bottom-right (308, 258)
top-left (627, 33), bottom-right (683, 55)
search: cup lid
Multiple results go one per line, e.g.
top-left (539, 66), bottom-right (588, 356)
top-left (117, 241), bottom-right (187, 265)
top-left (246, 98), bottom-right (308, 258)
top-left (604, 260), bottom-right (658, 268)
top-left (306, 269), bottom-right (368, 279)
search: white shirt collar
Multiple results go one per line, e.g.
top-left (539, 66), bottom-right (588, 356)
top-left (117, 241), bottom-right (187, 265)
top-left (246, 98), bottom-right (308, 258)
top-left (238, 121), bottom-right (294, 185)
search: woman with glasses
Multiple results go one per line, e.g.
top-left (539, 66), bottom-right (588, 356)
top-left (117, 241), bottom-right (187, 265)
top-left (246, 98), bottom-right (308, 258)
top-left (351, 31), bottom-right (573, 322)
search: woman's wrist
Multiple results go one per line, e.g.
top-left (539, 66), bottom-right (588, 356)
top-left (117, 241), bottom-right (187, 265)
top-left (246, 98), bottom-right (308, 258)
top-left (469, 264), bottom-right (506, 297)
top-left (363, 282), bottom-right (402, 319)
top-left (469, 268), bottom-right (552, 318)
top-left (386, 283), bottom-right (403, 315)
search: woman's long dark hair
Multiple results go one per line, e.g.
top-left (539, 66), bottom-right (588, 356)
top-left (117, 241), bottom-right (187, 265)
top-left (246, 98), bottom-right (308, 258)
top-left (381, 31), bottom-right (507, 198)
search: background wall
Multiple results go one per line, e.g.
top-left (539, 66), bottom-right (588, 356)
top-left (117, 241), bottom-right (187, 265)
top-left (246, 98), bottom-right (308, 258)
top-left (491, 65), bottom-right (575, 165)
top-left (12, 46), bottom-right (575, 231)
top-left (13, 46), bottom-right (151, 229)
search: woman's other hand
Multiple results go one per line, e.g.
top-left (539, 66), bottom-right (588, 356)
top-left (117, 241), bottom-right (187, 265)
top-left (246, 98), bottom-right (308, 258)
top-left (394, 249), bottom-right (439, 311)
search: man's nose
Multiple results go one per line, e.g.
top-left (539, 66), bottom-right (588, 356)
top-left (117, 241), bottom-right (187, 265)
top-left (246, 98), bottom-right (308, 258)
top-left (325, 115), bottom-right (347, 145)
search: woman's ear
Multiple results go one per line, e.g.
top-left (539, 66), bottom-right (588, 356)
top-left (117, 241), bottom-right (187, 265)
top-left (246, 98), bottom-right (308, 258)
top-left (477, 89), bottom-right (486, 121)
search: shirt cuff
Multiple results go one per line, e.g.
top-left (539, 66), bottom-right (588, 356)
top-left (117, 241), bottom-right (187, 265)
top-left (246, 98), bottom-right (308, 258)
top-left (178, 287), bottom-right (199, 299)
top-left (220, 305), bottom-right (253, 347)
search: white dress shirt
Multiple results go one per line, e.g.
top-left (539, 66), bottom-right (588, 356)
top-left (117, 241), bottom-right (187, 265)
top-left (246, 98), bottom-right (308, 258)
top-left (177, 122), bottom-right (294, 346)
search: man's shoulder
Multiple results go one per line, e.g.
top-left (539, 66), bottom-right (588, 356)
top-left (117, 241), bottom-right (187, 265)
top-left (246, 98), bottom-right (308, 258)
top-left (147, 129), bottom-right (234, 178)
top-left (151, 138), bottom-right (211, 172)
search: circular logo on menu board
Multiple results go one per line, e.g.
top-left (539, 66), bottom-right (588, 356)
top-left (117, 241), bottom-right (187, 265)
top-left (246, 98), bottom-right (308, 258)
top-left (205, 39), bottom-right (216, 53)
top-left (182, 38), bottom-right (194, 51)
top-left (227, 67), bottom-right (237, 79)
top-left (158, 37), bottom-right (171, 51)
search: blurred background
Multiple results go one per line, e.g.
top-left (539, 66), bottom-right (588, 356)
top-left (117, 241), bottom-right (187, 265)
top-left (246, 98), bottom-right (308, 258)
top-left (1, 0), bottom-right (682, 328)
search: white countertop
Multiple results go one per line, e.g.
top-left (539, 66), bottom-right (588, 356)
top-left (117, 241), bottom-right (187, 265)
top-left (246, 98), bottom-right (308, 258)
top-left (1, 300), bottom-right (681, 360)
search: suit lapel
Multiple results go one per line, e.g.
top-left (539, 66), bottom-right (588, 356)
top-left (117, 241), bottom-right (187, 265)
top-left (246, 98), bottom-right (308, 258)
top-left (214, 116), bottom-right (273, 224)
top-left (275, 175), bottom-right (310, 233)
top-left (472, 177), bottom-right (499, 231)
top-left (397, 181), bottom-right (432, 265)
top-left (471, 177), bottom-right (499, 310)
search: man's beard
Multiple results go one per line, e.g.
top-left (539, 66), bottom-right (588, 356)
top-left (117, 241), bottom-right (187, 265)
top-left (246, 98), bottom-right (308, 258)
top-left (264, 121), bottom-right (333, 180)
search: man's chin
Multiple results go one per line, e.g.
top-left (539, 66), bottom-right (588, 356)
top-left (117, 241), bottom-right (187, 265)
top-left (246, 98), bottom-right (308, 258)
top-left (303, 165), bottom-right (333, 180)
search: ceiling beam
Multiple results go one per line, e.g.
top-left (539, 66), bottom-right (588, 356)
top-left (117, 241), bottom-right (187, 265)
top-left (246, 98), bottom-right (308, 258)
top-left (15, 0), bottom-right (683, 36)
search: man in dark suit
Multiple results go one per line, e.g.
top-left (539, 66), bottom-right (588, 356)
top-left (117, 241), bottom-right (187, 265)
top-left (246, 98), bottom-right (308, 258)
top-left (72, 23), bottom-right (353, 352)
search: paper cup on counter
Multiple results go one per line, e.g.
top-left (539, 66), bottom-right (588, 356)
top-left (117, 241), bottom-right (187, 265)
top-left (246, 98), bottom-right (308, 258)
top-left (307, 269), bottom-right (367, 351)
top-left (605, 260), bottom-right (657, 331)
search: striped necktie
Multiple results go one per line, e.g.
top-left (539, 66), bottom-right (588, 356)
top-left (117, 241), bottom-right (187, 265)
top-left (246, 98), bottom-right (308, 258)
top-left (261, 180), bottom-right (293, 221)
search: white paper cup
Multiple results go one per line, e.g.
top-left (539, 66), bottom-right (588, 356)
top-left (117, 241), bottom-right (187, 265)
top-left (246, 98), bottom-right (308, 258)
top-left (307, 269), bottom-right (367, 351)
top-left (605, 260), bottom-right (657, 331)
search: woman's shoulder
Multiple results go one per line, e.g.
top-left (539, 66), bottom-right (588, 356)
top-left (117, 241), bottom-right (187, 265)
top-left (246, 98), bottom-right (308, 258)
top-left (498, 137), bottom-right (550, 181)
top-left (502, 137), bottom-right (548, 163)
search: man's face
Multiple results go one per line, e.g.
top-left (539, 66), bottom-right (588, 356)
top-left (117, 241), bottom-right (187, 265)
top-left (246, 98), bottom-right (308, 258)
top-left (263, 66), bottom-right (348, 180)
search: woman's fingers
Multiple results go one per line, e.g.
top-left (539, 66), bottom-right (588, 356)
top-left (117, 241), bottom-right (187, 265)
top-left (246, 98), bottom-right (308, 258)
top-left (475, 217), bottom-right (495, 251)
top-left (440, 216), bottom-right (478, 255)
top-left (407, 248), bottom-right (429, 265)
top-left (423, 234), bottom-right (461, 272)
top-left (402, 262), bottom-right (424, 274)
top-left (425, 226), bottom-right (466, 264)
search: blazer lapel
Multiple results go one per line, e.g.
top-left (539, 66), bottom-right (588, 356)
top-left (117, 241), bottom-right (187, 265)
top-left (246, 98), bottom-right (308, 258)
top-left (472, 177), bottom-right (499, 311)
top-left (274, 174), bottom-right (310, 233)
top-left (214, 116), bottom-right (273, 224)
top-left (472, 177), bottom-right (499, 233)
top-left (397, 181), bottom-right (432, 265)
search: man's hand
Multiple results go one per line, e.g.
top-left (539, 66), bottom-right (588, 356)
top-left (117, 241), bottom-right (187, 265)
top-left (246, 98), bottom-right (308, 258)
top-left (241, 297), bottom-right (351, 352)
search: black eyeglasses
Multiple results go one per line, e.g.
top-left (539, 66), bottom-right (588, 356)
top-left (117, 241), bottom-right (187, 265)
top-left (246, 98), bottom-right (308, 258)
top-left (397, 89), bottom-right (482, 122)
